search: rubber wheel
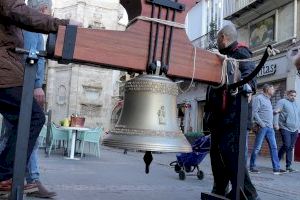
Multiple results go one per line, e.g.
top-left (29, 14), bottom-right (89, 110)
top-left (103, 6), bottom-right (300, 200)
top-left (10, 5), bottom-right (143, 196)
top-left (174, 164), bottom-right (181, 173)
top-left (185, 165), bottom-right (192, 173)
top-left (179, 170), bottom-right (186, 180)
top-left (197, 170), bottom-right (204, 180)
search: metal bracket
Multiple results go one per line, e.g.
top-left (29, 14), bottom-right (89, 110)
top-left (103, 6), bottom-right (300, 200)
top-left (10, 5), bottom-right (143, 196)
top-left (26, 48), bottom-right (39, 64)
top-left (61, 25), bottom-right (78, 64)
top-left (44, 110), bottom-right (52, 156)
top-left (11, 48), bottom-right (40, 200)
top-left (146, 0), bottom-right (185, 11)
top-left (155, 60), bottom-right (161, 75)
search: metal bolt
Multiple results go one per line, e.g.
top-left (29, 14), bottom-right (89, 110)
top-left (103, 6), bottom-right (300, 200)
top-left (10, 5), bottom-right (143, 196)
top-left (30, 60), bottom-right (34, 65)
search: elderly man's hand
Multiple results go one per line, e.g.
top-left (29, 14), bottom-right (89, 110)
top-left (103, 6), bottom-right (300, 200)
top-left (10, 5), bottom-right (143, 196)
top-left (34, 88), bottom-right (45, 107)
top-left (69, 19), bottom-right (83, 27)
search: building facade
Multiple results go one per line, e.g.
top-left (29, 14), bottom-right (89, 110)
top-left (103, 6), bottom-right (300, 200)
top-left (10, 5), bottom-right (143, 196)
top-left (45, 0), bottom-right (127, 129)
top-left (223, 0), bottom-right (300, 157)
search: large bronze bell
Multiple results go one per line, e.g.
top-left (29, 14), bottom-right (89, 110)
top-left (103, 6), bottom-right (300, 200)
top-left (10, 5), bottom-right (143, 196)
top-left (103, 74), bottom-right (192, 153)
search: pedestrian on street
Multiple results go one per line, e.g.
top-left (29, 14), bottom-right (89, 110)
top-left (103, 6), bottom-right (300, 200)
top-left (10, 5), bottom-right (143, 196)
top-left (250, 84), bottom-right (286, 174)
top-left (274, 90), bottom-right (300, 172)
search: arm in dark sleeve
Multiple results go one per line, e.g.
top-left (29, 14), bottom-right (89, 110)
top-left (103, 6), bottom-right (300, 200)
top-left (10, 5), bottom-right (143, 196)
top-left (0, 0), bottom-right (69, 33)
top-left (234, 48), bottom-right (257, 93)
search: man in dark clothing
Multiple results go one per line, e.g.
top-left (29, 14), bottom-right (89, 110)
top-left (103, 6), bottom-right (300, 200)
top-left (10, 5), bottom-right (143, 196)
top-left (0, 0), bottom-right (81, 194)
top-left (205, 24), bottom-right (260, 200)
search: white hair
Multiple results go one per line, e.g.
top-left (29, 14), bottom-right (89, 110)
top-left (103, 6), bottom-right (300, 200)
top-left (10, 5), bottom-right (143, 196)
top-left (218, 24), bottom-right (238, 44)
top-left (27, 0), bottom-right (52, 10)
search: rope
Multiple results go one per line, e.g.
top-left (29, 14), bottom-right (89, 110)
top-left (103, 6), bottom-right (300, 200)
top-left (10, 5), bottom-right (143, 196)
top-left (128, 16), bottom-right (185, 29)
top-left (210, 54), bottom-right (228, 89)
top-left (208, 46), bottom-right (280, 89)
top-left (177, 46), bottom-right (279, 93)
top-left (178, 46), bottom-right (197, 94)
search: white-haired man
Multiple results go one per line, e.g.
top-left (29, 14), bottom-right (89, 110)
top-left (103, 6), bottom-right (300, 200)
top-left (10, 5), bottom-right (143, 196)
top-left (0, 0), bottom-right (81, 197)
top-left (205, 24), bottom-right (260, 200)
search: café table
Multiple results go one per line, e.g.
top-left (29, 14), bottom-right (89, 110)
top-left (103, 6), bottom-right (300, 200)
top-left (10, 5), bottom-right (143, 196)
top-left (59, 126), bottom-right (90, 160)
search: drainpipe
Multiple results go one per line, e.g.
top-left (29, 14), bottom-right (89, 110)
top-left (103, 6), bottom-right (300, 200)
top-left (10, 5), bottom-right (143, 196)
top-left (294, 0), bottom-right (297, 39)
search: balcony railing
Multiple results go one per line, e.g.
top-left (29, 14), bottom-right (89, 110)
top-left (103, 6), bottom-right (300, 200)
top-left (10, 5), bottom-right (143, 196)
top-left (223, 0), bottom-right (258, 19)
top-left (192, 30), bottom-right (218, 50)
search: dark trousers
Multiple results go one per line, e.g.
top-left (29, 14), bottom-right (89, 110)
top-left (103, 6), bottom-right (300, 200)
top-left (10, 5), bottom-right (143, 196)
top-left (278, 129), bottom-right (298, 168)
top-left (0, 86), bottom-right (45, 181)
top-left (210, 126), bottom-right (258, 200)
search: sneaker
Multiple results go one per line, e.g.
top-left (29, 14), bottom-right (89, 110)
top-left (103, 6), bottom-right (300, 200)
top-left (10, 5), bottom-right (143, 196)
top-left (0, 179), bottom-right (38, 196)
top-left (0, 193), bottom-right (9, 200)
top-left (273, 169), bottom-right (287, 175)
top-left (24, 183), bottom-right (39, 193)
top-left (249, 168), bottom-right (260, 173)
top-left (26, 180), bottom-right (57, 198)
top-left (286, 167), bottom-right (298, 173)
top-left (0, 180), bottom-right (12, 194)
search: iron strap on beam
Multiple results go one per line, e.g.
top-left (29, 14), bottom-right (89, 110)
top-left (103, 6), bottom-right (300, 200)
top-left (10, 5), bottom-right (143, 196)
top-left (146, 0), bottom-right (185, 11)
top-left (61, 25), bottom-right (78, 64)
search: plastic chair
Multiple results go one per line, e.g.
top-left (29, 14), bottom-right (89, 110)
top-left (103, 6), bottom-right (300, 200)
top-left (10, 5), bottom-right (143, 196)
top-left (48, 123), bottom-right (72, 156)
top-left (38, 125), bottom-right (47, 147)
top-left (78, 127), bottom-right (103, 158)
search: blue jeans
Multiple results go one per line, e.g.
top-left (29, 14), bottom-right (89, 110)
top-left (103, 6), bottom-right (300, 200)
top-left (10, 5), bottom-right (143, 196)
top-left (278, 129), bottom-right (298, 168)
top-left (26, 138), bottom-right (40, 183)
top-left (250, 127), bottom-right (280, 170)
top-left (1, 122), bottom-right (41, 183)
top-left (0, 87), bottom-right (45, 181)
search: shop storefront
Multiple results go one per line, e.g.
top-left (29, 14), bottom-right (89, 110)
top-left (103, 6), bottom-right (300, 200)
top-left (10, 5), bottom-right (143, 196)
top-left (176, 83), bottom-right (207, 135)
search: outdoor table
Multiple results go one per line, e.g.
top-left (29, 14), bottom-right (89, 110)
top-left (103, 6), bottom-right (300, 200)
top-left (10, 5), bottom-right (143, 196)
top-left (59, 126), bottom-right (90, 160)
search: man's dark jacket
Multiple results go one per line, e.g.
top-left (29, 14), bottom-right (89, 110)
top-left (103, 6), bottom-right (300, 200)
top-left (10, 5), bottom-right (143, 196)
top-left (0, 0), bottom-right (69, 88)
top-left (204, 41), bottom-right (256, 130)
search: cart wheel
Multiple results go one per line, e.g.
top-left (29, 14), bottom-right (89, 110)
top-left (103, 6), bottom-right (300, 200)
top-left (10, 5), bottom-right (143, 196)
top-left (170, 161), bottom-right (181, 173)
top-left (197, 170), bottom-right (204, 180)
top-left (175, 164), bottom-right (181, 173)
top-left (179, 170), bottom-right (186, 180)
top-left (185, 165), bottom-right (192, 173)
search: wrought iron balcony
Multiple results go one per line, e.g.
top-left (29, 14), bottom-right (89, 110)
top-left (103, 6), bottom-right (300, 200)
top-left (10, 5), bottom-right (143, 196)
top-left (223, 0), bottom-right (258, 19)
top-left (223, 0), bottom-right (293, 21)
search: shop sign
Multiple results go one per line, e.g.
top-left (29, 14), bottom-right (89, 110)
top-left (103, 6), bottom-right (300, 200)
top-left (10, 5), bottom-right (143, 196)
top-left (257, 64), bottom-right (277, 78)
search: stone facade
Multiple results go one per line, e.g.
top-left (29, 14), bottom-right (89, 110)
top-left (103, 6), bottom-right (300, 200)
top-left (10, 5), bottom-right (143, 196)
top-left (45, 0), bottom-right (127, 129)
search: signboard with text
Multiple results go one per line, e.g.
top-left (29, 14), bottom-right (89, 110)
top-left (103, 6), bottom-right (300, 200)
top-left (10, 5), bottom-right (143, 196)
top-left (256, 56), bottom-right (288, 79)
top-left (257, 64), bottom-right (277, 77)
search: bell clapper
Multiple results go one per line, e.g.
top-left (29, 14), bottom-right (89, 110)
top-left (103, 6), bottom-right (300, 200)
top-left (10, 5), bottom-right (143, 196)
top-left (143, 151), bottom-right (153, 174)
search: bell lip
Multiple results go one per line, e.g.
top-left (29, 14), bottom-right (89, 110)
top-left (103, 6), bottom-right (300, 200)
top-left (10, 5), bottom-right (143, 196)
top-left (102, 134), bottom-right (193, 153)
top-left (102, 141), bottom-right (193, 153)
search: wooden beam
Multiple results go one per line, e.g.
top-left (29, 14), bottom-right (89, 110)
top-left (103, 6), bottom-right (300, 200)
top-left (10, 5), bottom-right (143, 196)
top-left (49, 0), bottom-right (223, 84)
